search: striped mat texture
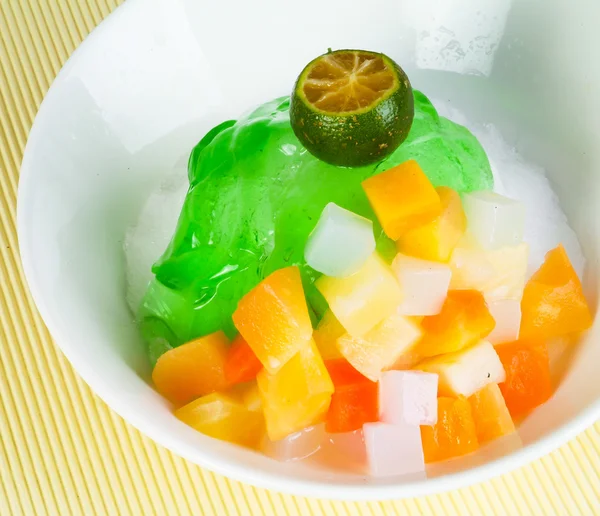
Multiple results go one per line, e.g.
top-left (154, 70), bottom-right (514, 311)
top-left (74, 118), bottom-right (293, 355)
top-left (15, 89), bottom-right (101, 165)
top-left (1, 1), bottom-right (600, 514)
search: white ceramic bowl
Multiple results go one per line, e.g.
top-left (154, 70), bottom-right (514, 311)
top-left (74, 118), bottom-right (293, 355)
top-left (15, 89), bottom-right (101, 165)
top-left (17, 0), bottom-right (600, 500)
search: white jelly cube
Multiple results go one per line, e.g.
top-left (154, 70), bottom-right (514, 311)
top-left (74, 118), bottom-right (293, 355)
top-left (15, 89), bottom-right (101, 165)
top-left (379, 371), bottom-right (438, 426)
top-left (262, 424), bottom-right (325, 462)
top-left (418, 340), bottom-right (505, 398)
top-left (462, 191), bottom-right (525, 250)
top-left (392, 254), bottom-right (451, 316)
top-left (487, 299), bottom-right (521, 345)
top-left (325, 429), bottom-right (367, 467)
top-left (364, 423), bottom-right (425, 477)
top-left (305, 203), bottom-right (375, 277)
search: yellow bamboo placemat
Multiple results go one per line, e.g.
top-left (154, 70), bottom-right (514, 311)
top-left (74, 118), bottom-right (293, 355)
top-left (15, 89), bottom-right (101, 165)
top-left (1, 1), bottom-right (600, 514)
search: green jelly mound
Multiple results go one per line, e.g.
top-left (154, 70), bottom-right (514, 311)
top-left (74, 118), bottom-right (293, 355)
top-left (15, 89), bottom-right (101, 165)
top-left (138, 91), bottom-right (493, 364)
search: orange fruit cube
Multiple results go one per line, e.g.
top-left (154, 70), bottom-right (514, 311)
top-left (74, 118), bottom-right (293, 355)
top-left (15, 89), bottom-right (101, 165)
top-left (362, 160), bottom-right (442, 240)
top-left (257, 340), bottom-right (334, 441)
top-left (325, 359), bottom-right (378, 433)
top-left (233, 266), bottom-right (313, 374)
top-left (495, 339), bottom-right (552, 417)
top-left (468, 383), bottom-right (515, 443)
top-left (417, 290), bottom-right (496, 358)
top-left (313, 310), bottom-right (345, 360)
top-left (520, 245), bottom-right (592, 339)
top-left (397, 186), bottom-right (467, 262)
top-left (175, 391), bottom-right (264, 448)
top-left (421, 396), bottom-right (479, 463)
top-left (224, 334), bottom-right (263, 385)
top-left (152, 331), bottom-right (229, 404)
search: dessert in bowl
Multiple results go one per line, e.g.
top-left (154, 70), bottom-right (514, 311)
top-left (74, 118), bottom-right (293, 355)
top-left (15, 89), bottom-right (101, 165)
top-left (18, 0), bottom-right (600, 499)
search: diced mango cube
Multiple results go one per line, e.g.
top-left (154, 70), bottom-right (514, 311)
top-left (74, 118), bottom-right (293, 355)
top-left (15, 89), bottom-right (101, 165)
top-left (391, 254), bottom-right (451, 316)
top-left (262, 424), bottom-right (325, 462)
top-left (468, 383), bottom-right (515, 443)
top-left (520, 244), bottom-right (592, 340)
top-left (175, 392), bottom-right (264, 448)
top-left (316, 254), bottom-right (403, 337)
top-left (487, 299), bottom-right (521, 345)
top-left (364, 422), bottom-right (425, 477)
top-left (337, 313), bottom-right (422, 381)
top-left (496, 339), bottom-right (552, 417)
top-left (417, 340), bottom-right (506, 398)
top-left (397, 186), bottom-right (466, 262)
top-left (417, 290), bottom-right (495, 358)
top-left (257, 340), bottom-right (334, 441)
top-left (152, 331), bottom-right (229, 404)
top-left (421, 396), bottom-right (479, 463)
top-left (313, 310), bottom-right (345, 360)
top-left (325, 359), bottom-right (378, 433)
top-left (305, 203), bottom-right (376, 277)
top-left (450, 236), bottom-right (529, 302)
top-left (379, 370), bottom-right (438, 426)
top-left (362, 160), bottom-right (442, 240)
top-left (462, 190), bottom-right (525, 249)
top-left (233, 266), bottom-right (313, 374)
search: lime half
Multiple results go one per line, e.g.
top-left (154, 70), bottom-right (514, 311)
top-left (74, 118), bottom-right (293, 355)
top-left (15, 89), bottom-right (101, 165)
top-left (290, 49), bottom-right (414, 167)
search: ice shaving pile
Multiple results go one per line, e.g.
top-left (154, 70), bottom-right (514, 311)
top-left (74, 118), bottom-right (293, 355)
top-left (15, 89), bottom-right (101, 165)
top-left (122, 93), bottom-right (590, 477)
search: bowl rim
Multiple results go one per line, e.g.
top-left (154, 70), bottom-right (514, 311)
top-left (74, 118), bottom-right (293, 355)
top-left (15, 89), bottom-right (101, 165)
top-left (16, 0), bottom-right (600, 500)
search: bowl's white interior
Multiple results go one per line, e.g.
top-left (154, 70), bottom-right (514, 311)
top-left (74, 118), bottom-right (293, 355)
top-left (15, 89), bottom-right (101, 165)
top-left (17, 0), bottom-right (600, 499)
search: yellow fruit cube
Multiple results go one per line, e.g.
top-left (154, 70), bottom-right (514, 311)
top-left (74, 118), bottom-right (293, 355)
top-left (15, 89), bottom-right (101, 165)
top-left (397, 186), bottom-right (467, 262)
top-left (468, 383), bottom-right (515, 443)
top-left (313, 310), bottom-right (345, 360)
top-left (449, 235), bottom-right (529, 301)
top-left (175, 392), bottom-right (264, 448)
top-left (484, 243), bottom-right (529, 301)
top-left (337, 314), bottom-right (422, 381)
top-left (417, 340), bottom-right (506, 398)
top-left (362, 160), bottom-right (442, 240)
top-left (316, 254), bottom-right (403, 337)
top-left (229, 381), bottom-right (263, 412)
top-left (257, 340), bottom-right (334, 441)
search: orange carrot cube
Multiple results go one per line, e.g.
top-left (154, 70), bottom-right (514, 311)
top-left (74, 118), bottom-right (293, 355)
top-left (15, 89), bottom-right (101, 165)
top-left (325, 359), bottom-right (378, 433)
top-left (224, 334), bottom-right (263, 385)
top-left (496, 339), bottom-right (553, 417)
